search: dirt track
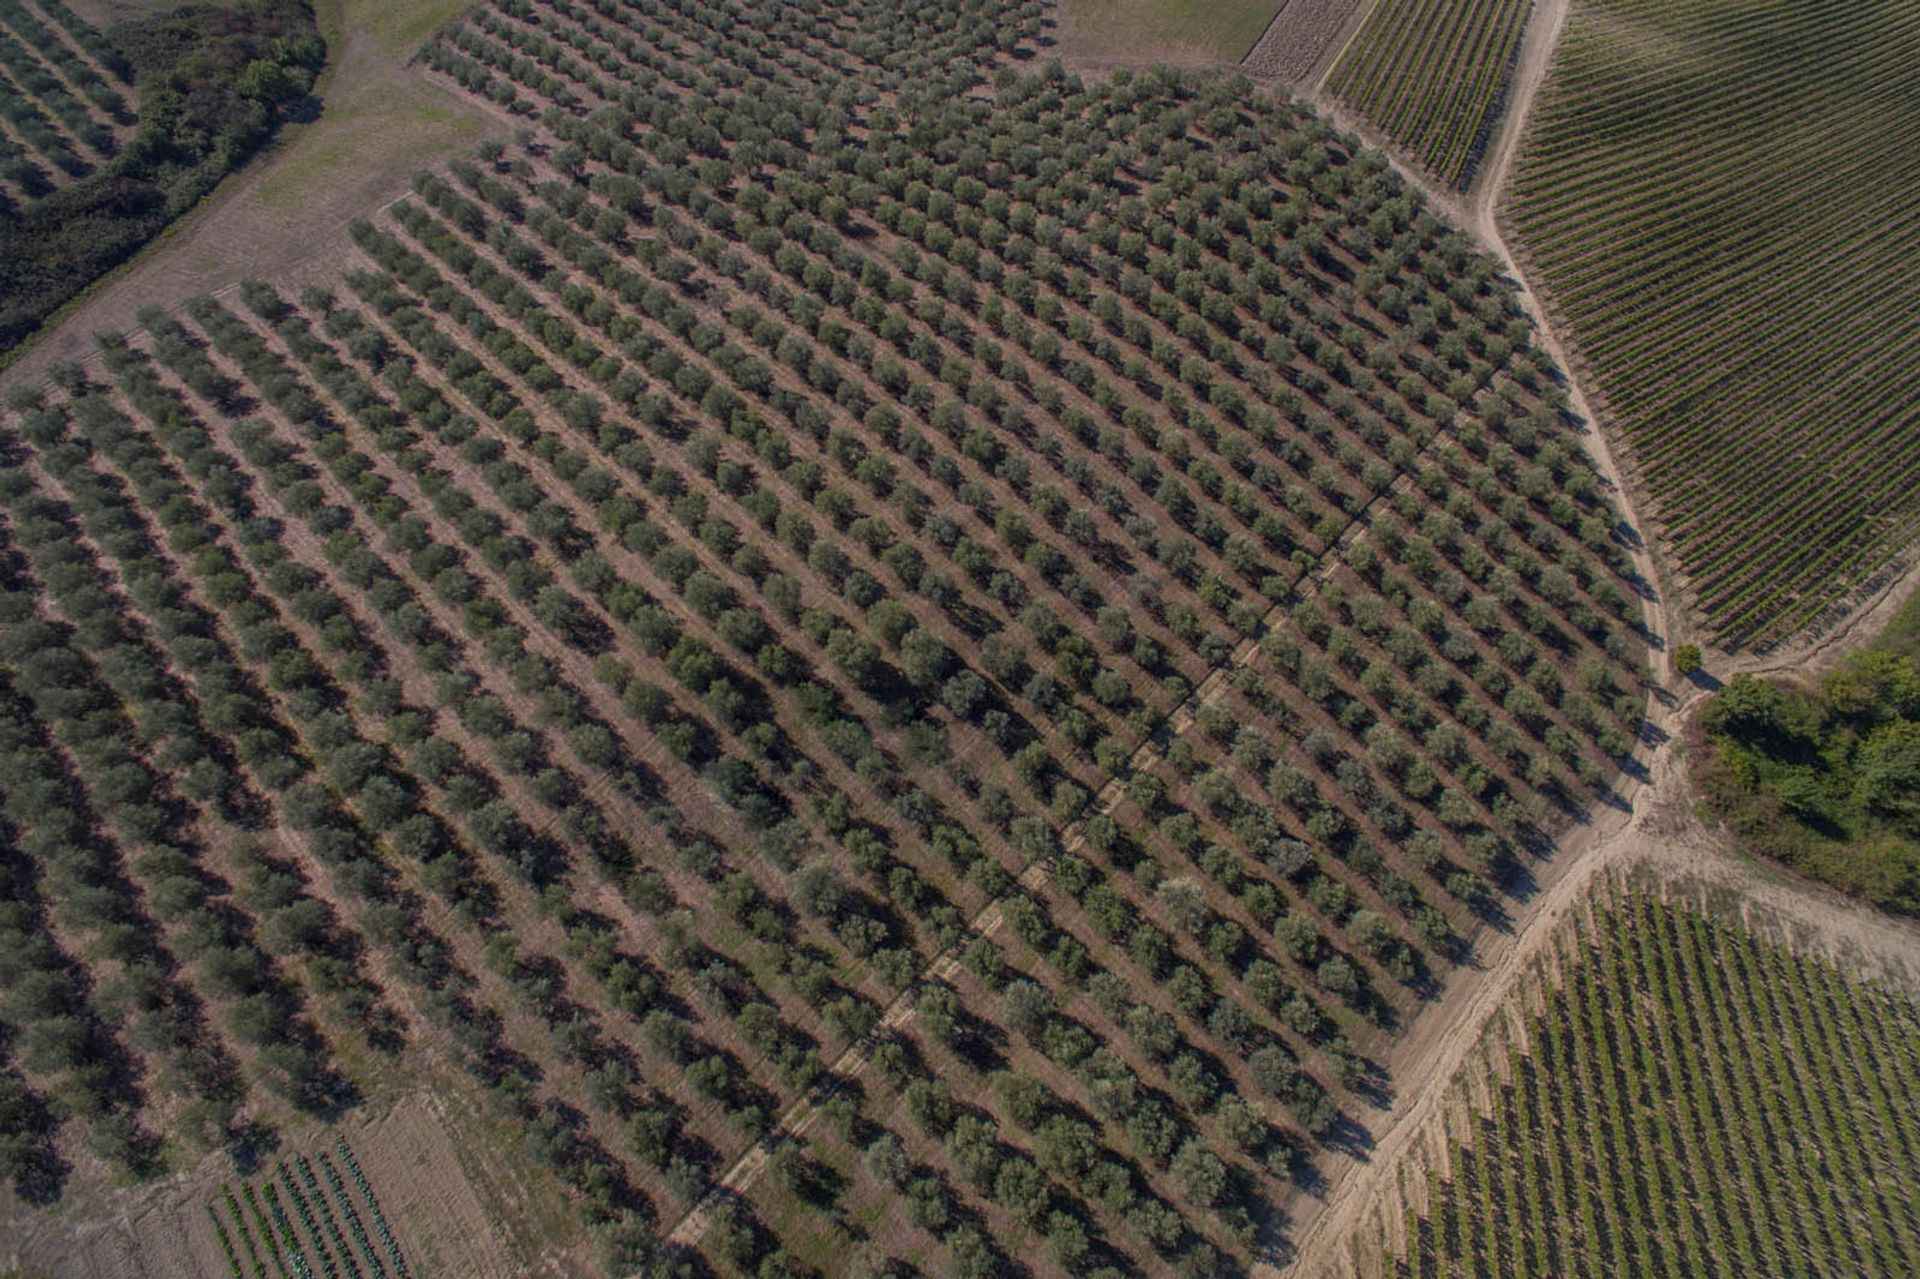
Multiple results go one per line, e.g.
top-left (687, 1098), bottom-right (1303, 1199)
top-left (1466, 0), bottom-right (1565, 223)
top-left (6, 3), bottom-right (1916, 1274)
top-left (1250, 2), bottom-right (1920, 1269)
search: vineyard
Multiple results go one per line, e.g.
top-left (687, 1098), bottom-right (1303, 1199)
top-left (1502, 0), bottom-right (1920, 649)
top-left (1325, 0), bottom-right (1532, 189)
top-left (0, 0), bottom-right (1658, 1274)
top-left (1388, 889), bottom-right (1920, 1278)
top-left (205, 1136), bottom-right (415, 1279)
top-left (0, 0), bottom-right (133, 207)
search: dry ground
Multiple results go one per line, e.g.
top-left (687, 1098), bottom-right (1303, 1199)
top-left (1242, 0), bottom-right (1378, 86)
top-left (1057, 0), bottom-right (1285, 66)
top-left (2, 0), bottom-right (497, 388)
top-left (0, 1089), bottom-right (551, 1279)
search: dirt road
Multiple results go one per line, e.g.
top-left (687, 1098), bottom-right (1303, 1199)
top-left (1260, 3), bottom-right (1920, 1270)
top-left (1466, 0), bottom-right (1566, 223)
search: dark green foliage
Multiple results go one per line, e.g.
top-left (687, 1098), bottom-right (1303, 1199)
top-left (1696, 636), bottom-right (1920, 914)
top-left (0, 2), bottom-right (324, 355)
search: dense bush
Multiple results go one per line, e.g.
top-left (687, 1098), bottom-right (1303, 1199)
top-left (1694, 605), bottom-right (1920, 916)
top-left (0, 1), bottom-right (324, 355)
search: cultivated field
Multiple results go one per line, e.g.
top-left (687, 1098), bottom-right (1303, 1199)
top-left (1241, 0), bottom-right (1374, 86)
top-left (0, 0), bottom-right (1662, 1272)
top-left (1502, 0), bottom-right (1920, 650)
top-left (203, 1135), bottom-right (416, 1279)
top-left (1387, 889), bottom-right (1920, 1278)
top-left (0, 1093), bottom-right (537, 1279)
top-left (1057, 0), bottom-right (1283, 67)
top-left (1325, 0), bottom-right (1533, 189)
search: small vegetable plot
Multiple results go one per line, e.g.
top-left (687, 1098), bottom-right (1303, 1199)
top-left (205, 1137), bottom-right (413, 1279)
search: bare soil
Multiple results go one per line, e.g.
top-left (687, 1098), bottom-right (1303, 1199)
top-left (1056, 0), bottom-right (1287, 67)
top-left (1241, 0), bottom-right (1379, 88)
top-left (0, 1091), bottom-right (532, 1279)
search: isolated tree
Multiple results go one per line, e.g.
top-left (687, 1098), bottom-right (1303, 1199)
top-left (1170, 1137), bottom-right (1227, 1207)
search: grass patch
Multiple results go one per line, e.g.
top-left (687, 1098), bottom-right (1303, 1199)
top-left (250, 92), bottom-right (486, 214)
top-left (253, 0), bottom-right (489, 214)
top-left (315, 0), bottom-right (471, 61)
top-left (1870, 583), bottom-right (1920, 665)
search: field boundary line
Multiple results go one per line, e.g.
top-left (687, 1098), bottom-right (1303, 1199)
top-left (1309, 0), bottom-right (1391, 93)
top-left (1468, 0), bottom-right (1562, 217)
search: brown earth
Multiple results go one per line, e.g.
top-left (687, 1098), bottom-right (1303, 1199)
top-left (0, 1090), bottom-right (534, 1279)
top-left (1242, 0), bottom-right (1379, 88)
top-left (1055, 0), bottom-right (1288, 67)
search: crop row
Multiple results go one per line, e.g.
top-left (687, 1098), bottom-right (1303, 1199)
top-left (206, 1142), bottom-right (410, 1279)
top-left (403, 0), bottom-right (1647, 1274)
top-left (1503, 0), bottom-right (1920, 647)
top-left (1327, 0), bottom-right (1532, 188)
top-left (1392, 890), bottom-right (1920, 1277)
top-left (0, 0), bottom-right (1653, 1272)
top-left (0, 0), bottom-right (127, 200)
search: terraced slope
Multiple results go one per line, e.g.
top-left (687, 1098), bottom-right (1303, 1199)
top-left (1504, 0), bottom-right (1920, 650)
top-left (1390, 890), bottom-right (1920, 1278)
top-left (1326, 0), bottom-right (1533, 188)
